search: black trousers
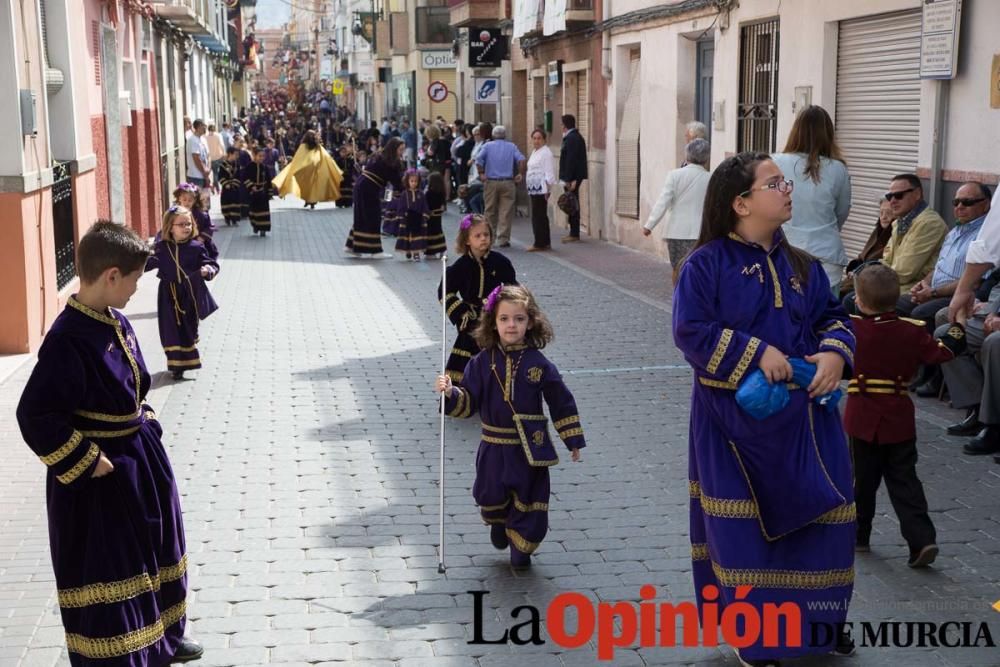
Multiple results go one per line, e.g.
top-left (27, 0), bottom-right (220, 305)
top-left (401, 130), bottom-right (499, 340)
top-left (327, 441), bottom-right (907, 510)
top-left (530, 195), bottom-right (551, 248)
top-left (851, 437), bottom-right (936, 552)
top-left (566, 190), bottom-right (581, 237)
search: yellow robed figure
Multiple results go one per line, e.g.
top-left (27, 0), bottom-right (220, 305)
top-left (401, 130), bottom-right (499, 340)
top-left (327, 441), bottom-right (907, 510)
top-left (272, 130), bottom-right (343, 205)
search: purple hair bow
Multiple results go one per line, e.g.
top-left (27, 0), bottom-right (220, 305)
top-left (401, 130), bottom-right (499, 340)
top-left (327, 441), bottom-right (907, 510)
top-left (176, 182), bottom-right (199, 194)
top-left (459, 214), bottom-right (474, 230)
top-left (483, 284), bottom-right (504, 313)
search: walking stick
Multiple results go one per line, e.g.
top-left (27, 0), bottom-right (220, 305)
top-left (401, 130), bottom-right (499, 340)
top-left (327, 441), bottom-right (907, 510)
top-left (438, 253), bottom-right (448, 574)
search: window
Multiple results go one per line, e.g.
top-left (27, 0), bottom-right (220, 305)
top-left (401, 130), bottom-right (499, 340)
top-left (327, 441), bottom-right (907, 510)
top-left (737, 18), bottom-right (779, 153)
top-left (615, 51), bottom-right (641, 218)
top-left (415, 7), bottom-right (453, 45)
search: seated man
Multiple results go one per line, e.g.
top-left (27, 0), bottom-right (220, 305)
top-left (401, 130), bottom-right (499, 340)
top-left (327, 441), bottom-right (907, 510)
top-left (905, 183), bottom-right (991, 396)
top-left (935, 288), bottom-right (1000, 456)
top-left (843, 174), bottom-right (948, 315)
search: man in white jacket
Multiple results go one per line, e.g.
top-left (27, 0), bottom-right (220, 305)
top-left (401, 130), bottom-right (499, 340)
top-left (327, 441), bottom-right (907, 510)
top-left (643, 139), bottom-right (711, 273)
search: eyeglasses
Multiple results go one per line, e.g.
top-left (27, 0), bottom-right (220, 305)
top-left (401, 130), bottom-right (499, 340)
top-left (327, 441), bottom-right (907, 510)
top-left (739, 179), bottom-right (793, 198)
top-left (953, 197), bottom-right (986, 207)
top-left (884, 188), bottom-right (915, 201)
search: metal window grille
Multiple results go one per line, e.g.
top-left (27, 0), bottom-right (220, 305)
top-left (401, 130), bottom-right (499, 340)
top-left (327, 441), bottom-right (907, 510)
top-left (51, 162), bottom-right (77, 290)
top-left (737, 18), bottom-right (779, 153)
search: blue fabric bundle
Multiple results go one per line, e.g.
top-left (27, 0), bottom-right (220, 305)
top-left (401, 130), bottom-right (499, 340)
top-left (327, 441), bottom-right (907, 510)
top-left (735, 358), bottom-right (843, 420)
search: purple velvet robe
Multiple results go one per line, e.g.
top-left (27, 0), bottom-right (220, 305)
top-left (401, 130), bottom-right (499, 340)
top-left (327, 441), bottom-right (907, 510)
top-left (16, 298), bottom-right (188, 665)
top-left (393, 188), bottom-right (430, 254)
top-left (673, 231), bottom-right (856, 660)
top-left (219, 160), bottom-right (245, 224)
top-left (436, 251), bottom-right (516, 382)
top-left (346, 156), bottom-right (403, 254)
top-left (147, 238), bottom-right (219, 372)
top-left (239, 162), bottom-right (275, 232)
top-left (444, 344), bottom-right (586, 555)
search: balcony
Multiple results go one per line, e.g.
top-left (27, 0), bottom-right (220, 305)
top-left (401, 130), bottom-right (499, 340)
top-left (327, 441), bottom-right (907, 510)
top-left (565, 0), bottom-right (594, 24)
top-left (151, 0), bottom-right (228, 51)
top-left (448, 0), bottom-right (500, 29)
top-left (416, 6), bottom-right (454, 46)
top-left (390, 12), bottom-right (409, 56)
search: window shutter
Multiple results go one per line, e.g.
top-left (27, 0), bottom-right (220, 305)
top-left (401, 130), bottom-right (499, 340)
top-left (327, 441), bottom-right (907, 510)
top-left (615, 54), bottom-right (641, 218)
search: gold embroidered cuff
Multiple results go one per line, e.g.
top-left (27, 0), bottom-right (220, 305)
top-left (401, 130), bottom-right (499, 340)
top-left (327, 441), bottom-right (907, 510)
top-left (706, 328), bottom-right (733, 375)
top-left (56, 442), bottom-right (100, 485)
top-left (727, 337), bottom-right (762, 385)
top-left (40, 430), bottom-right (83, 466)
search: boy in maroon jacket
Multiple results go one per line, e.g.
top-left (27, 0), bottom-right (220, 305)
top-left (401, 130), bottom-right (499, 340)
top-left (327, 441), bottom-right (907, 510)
top-left (846, 263), bottom-right (966, 567)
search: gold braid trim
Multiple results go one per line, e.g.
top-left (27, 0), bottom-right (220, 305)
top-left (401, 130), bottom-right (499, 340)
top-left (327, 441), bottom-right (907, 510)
top-left (558, 427), bottom-right (584, 440)
top-left (73, 408), bottom-right (141, 423)
top-left (58, 555), bottom-right (188, 608)
top-left (727, 337), bottom-right (761, 385)
top-left (446, 299), bottom-right (463, 317)
top-left (480, 499), bottom-right (510, 512)
top-left (820, 338), bottom-right (855, 365)
top-left (820, 320), bottom-right (856, 342)
top-left (706, 329), bottom-right (733, 375)
top-left (553, 415), bottom-right (581, 430)
top-left (505, 528), bottom-right (540, 554)
top-left (482, 434), bottom-right (521, 445)
top-left (816, 502), bottom-right (856, 524)
top-left (699, 494), bottom-right (758, 519)
top-left (688, 480), bottom-right (701, 498)
top-left (766, 257), bottom-right (783, 308)
top-left (511, 491), bottom-right (548, 513)
top-left (57, 443), bottom-right (100, 485)
top-left (691, 543), bottom-right (710, 561)
top-left (65, 600), bottom-right (186, 659)
top-left (482, 422), bottom-right (518, 434)
top-left (40, 431), bottom-right (83, 466)
top-left (451, 348), bottom-right (473, 358)
top-left (711, 562), bottom-right (854, 590)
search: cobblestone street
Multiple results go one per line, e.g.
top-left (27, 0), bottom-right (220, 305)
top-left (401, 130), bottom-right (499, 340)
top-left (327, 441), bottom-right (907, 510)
top-left (2, 199), bottom-right (999, 666)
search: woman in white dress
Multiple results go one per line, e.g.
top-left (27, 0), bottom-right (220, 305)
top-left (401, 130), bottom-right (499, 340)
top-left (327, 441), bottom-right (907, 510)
top-left (525, 129), bottom-right (558, 251)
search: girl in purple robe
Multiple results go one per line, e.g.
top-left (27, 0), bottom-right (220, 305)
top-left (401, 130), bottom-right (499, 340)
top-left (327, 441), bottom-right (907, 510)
top-left (394, 169), bottom-right (430, 260)
top-left (436, 285), bottom-right (585, 570)
top-left (17, 221), bottom-right (202, 665)
top-left (173, 183), bottom-right (219, 260)
top-left (147, 206), bottom-right (220, 380)
top-left (424, 171), bottom-right (448, 258)
top-left (673, 152), bottom-right (856, 666)
top-left (219, 147), bottom-right (244, 225)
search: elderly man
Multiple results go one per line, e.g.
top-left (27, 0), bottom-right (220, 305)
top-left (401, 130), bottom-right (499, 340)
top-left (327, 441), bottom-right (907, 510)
top-left (844, 174), bottom-right (947, 314)
top-left (684, 120), bottom-right (708, 144)
top-left (475, 125), bottom-right (526, 247)
top-left (937, 184), bottom-right (1000, 457)
top-left (906, 184), bottom-right (992, 396)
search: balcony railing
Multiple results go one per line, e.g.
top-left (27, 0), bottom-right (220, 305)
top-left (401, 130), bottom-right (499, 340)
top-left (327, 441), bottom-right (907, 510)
top-left (566, 0), bottom-right (594, 23)
top-left (448, 0), bottom-right (502, 28)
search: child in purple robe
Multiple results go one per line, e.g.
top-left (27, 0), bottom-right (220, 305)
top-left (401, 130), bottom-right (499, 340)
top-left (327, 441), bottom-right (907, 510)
top-left (437, 215), bottom-right (516, 382)
top-left (436, 284), bottom-right (585, 570)
top-left (147, 205), bottom-right (220, 380)
top-left (172, 182), bottom-right (219, 260)
top-left (16, 221), bottom-right (202, 665)
top-left (394, 169), bottom-right (430, 260)
top-left (424, 171), bottom-right (448, 258)
top-left (219, 147), bottom-right (244, 226)
top-left (239, 147), bottom-right (276, 237)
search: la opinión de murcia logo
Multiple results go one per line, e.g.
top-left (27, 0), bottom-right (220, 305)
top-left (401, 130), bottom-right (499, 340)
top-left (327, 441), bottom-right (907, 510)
top-left (466, 588), bottom-right (998, 660)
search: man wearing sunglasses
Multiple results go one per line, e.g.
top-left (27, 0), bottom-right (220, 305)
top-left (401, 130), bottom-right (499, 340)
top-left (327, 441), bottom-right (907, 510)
top-left (842, 174), bottom-right (947, 315)
top-left (902, 183), bottom-right (993, 397)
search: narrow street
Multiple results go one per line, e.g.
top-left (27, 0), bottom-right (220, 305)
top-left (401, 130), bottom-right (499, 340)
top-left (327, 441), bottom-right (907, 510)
top-left (1, 199), bottom-right (998, 666)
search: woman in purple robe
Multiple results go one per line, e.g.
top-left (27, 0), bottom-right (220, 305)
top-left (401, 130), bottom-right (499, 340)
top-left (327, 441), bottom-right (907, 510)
top-left (345, 138), bottom-right (404, 257)
top-left (147, 206), bottom-right (219, 380)
top-left (672, 152), bottom-right (856, 666)
top-left (17, 221), bottom-right (200, 665)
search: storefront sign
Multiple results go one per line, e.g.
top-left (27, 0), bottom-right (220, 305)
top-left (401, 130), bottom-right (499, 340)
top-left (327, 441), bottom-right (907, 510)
top-left (468, 28), bottom-right (508, 68)
top-left (421, 50), bottom-right (457, 70)
top-left (357, 56), bottom-right (375, 83)
top-left (548, 60), bottom-right (562, 87)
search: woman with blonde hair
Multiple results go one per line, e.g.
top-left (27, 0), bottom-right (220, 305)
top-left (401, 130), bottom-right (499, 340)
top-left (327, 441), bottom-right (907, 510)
top-left (772, 105), bottom-right (852, 291)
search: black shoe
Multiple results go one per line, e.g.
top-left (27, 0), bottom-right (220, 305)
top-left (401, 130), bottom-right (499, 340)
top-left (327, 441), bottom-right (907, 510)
top-left (509, 546), bottom-right (531, 570)
top-left (171, 370), bottom-right (185, 381)
top-left (171, 637), bottom-right (203, 662)
top-left (914, 372), bottom-right (942, 397)
top-left (993, 453), bottom-right (1000, 465)
top-left (947, 407), bottom-right (983, 436)
top-left (830, 628), bottom-right (856, 656)
top-left (963, 426), bottom-right (1000, 455)
top-left (490, 524), bottom-right (508, 550)
top-left (736, 652), bottom-right (781, 667)
top-left (907, 544), bottom-right (939, 568)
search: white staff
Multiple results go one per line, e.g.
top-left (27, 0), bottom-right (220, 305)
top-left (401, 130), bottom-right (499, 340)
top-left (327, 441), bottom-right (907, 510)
top-left (437, 253), bottom-right (448, 574)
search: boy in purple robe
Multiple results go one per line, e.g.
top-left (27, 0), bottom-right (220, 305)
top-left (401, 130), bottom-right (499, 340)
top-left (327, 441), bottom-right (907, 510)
top-left (240, 147), bottom-right (275, 237)
top-left (436, 285), bottom-right (585, 570)
top-left (16, 221), bottom-right (202, 665)
top-left (673, 153), bottom-right (856, 666)
top-left (219, 147), bottom-right (244, 226)
top-left (147, 205), bottom-right (220, 380)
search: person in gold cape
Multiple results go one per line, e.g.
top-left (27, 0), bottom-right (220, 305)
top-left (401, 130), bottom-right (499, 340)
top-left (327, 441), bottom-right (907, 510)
top-left (272, 129), bottom-right (343, 209)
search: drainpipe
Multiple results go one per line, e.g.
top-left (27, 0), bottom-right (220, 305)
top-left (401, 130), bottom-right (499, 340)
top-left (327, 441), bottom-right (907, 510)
top-left (601, 0), bottom-right (611, 80)
top-left (928, 79), bottom-right (949, 214)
